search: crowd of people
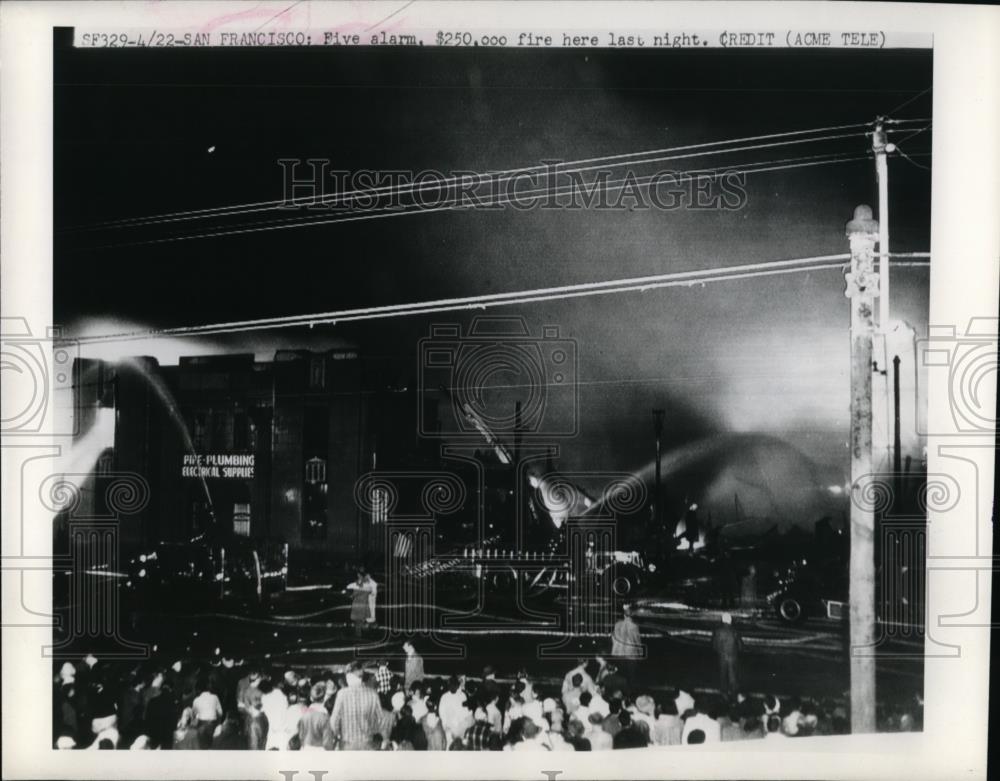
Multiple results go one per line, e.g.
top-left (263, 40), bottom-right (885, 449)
top-left (52, 640), bottom-right (923, 751)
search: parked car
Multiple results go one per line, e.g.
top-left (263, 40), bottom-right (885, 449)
top-left (598, 547), bottom-right (849, 625)
top-left (765, 558), bottom-right (848, 624)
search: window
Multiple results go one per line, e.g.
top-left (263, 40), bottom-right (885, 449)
top-left (302, 407), bottom-right (329, 540)
top-left (96, 449), bottom-right (114, 475)
top-left (309, 356), bottom-right (326, 389)
top-left (211, 410), bottom-right (229, 450)
top-left (193, 412), bottom-right (207, 451)
top-left (305, 456), bottom-right (327, 484)
top-left (97, 363), bottom-right (115, 408)
top-left (233, 503), bottom-right (251, 537)
top-left (233, 411), bottom-right (249, 451)
top-left (372, 486), bottom-right (389, 525)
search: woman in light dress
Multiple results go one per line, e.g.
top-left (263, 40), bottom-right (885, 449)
top-left (345, 571), bottom-right (372, 636)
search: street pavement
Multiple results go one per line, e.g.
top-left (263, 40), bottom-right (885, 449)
top-left (112, 584), bottom-right (922, 704)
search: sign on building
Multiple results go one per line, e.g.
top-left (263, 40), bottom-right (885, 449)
top-left (181, 454), bottom-right (255, 479)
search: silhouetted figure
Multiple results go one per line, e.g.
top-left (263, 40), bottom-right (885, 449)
top-left (683, 502), bottom-right (700, 547)
top-left (740, 565), bottom-right (758, 611)
top-left (711, 613), bottom-right (742, 700)
top-left (610, 605), bottom-right (642, 693)
top-left (720, 554), bottom-right (738, 608)
top-left (345, 571), bottom-right (372, 637)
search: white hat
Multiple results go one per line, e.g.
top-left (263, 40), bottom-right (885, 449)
top-left (55, 736), bottom-right (76, 749)
top-left (674, 689), bottom-right (695, 715)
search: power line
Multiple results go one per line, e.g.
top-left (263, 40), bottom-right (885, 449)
top-left (884, 87), bottom-right (932, 118)
top-left (79, 151), bottom-right (884, 250)
top-left (75, 253), bottom-right (929, 344)
top-left (64, 123), bottom-right (873, 232)
top-left (896, 148), bottom-right (931, 171)
top-left (888, 124), bottom-right (931, 144)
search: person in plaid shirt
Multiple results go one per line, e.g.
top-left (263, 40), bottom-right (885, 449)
top-left (330, 663), bottom-right (383, 750)
top-left (374, 661), bottom-right (393, 695)
top-left (464, 708), bottom-right (496, 751)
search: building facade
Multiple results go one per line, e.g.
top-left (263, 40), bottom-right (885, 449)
top-left (67, 349), bottom-right (449, 563)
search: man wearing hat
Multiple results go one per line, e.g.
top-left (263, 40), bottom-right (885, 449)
top-left (630, 694), bottom-right (657, 733)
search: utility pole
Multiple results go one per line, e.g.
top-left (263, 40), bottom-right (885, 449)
top-left (652, 409), bottom-right (665, 532)
top-left (893, 354), bottom-right (903, 500)
top-left (872, 119), bottom-right (892, 330)
top-left (513, 400), bottom-right (523, 540)
top-left (845, 204), bottom-right (879, 734)
top-left (513, 400), bottom-right (523, 466)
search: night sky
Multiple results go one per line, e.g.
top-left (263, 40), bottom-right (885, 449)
top-left (54, 32), bottom-right (932, 513)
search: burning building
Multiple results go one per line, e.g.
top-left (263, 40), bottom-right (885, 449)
top-left (60, 348), bottom-right (446, 565)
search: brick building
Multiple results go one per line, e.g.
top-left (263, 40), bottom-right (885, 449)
top-left (66, 349), bottom-right (447, 564)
